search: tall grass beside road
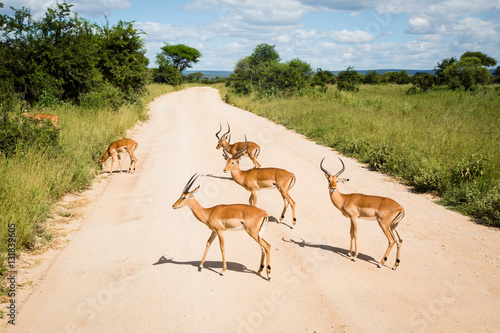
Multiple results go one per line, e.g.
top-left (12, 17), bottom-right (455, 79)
top-left (218, 84), bottom-right (500, 226)
top-left (0, 84), bottom-right (178, 284)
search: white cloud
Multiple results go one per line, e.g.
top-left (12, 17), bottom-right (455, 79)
top-left (136, 22), bottom-right (205, 41)
top-left (5, 0), bottom-right (132, 18)
top-left (326, 29), bottom-right (374, 43)
top-left (407, 17), bottom-right (431, 34)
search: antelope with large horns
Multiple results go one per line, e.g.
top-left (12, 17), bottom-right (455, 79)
top-left (215, 122), bottom-right (261, 168)
top-left (172, 174), bottom-right (272, 279)
top-left (320, 157), bottom-right (405, 270)
top-left (223, 137), bottom-right (296, 227)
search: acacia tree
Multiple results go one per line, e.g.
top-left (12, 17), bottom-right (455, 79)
top-left (460, 51), bottom-right (497, 67)
top-left (157, 44), bottom-right (201, 74)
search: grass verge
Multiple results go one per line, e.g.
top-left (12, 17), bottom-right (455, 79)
top-left (0, 83), bottom-right (179, 293)
top-left (215, 83), bottom-right (500, 226)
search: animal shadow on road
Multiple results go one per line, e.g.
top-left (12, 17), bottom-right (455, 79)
top-left (202, 173), bottom-right (233, 181)
top-left (268, 216), bottom-right (294, 229)
top-left (282, 237), bottom-right (379, 266)
top-left (153, 256), bottom-right (268, 280)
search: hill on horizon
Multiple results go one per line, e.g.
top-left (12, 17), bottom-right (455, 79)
top-left (184, 69), bottom-right (436, 78)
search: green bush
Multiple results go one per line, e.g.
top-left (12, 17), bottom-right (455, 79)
top-left (0, 115), bottom-right (60, 158)
top-left (336, 66), bottom-right (360, 92)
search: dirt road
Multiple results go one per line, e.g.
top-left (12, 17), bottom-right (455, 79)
top-left (4, 87), bottom-right (500, 332)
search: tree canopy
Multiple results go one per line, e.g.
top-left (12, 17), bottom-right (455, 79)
top-left (157, 44), bottom-right (202, 73)
top-left (0, 2), bottom-right (149, 107)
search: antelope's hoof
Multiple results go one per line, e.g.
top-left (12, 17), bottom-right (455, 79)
top-left (351, 257), bottom-right (356, 262)
top-left (347, 252), bottom-right (353, 257)
top-left (392, 266), bottom-right (397, 271)
top-left (219, 272), bottom-right (224, 276)
top-left (377, 263), bottom-right (382, 268)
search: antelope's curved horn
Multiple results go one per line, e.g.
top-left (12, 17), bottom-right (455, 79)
top-left (233, 135), bottom-right (247, 159)
top-left (183, 173), bottom-right (199, 194)
top-left (335, 158), bottom-right (346, 177)
top-left (215, 122), bottom-right (222, 139)
top-left (222, 122), bottom-right (231, 139)
top-left (222, 135), bottom-right (231, 160)
top-left (319, 157), bottom-right (331, 177)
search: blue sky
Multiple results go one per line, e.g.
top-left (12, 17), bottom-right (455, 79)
top-left (2, 0), bottom-right (499, 71)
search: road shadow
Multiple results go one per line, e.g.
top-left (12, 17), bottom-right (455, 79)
top-left (281, 237), bottom-right (379, 266)
top-left (202, 173), bottom-right (233, 181)
top-left (268, 216), bottom-right (294, 229)
top-left (153, 256), bottom-right (268, 280)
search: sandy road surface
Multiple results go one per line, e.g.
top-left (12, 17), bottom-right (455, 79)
top-left (4, 87), bottom-right (500, 332)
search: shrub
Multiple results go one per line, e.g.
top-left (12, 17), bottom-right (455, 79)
top-left (336, 66), bottom-right (360, 92)
top-left (411, 73), bottom-right (435, 92)
top-left (0, 115), bottom-right (60, 158)
top-left (408, 159), bottom-right (449, 194)
top-left (451, 154), bottom-right (488, 183)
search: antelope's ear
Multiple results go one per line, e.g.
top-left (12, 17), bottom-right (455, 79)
top-left (338, 178), bottom-right (349, 183)
top-left (188, 185), bottom-right (200, 197)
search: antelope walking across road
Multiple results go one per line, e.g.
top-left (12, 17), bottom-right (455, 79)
top-left (223, 137), bottom-right (296, 227)
top-left (215, 122), bottom-right (261, 168)
top-left (172, 174), bottom-right (272, 279)
top-left (320, 157), bottom-right (405, 270)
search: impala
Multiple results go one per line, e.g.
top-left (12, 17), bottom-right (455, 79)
top-left (172, 174), bottom-right (272, 279)
top-left (223, 137), bottom-right (296, 226)
top-left (95, 138), bottom-right (138, 175)
top-left (320, 157), bottom-right (404, 270)
top-left (21, 105), bottom-right (60, 127)
top-left (215, 122), bottom-right (261, 168)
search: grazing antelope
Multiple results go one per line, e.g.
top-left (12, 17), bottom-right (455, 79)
top-left (320, 157), bottom-right (405, 270)
top-left (223, 137), bottom-right (296, 226)
top-left (21, 105), bottom-right (60, 128)
top-left (215, 122), bottom-right (261, 168)
top-left (94, 139), bottom-right (138, 175)
top-left (172, 174), bottom-right (272, 279)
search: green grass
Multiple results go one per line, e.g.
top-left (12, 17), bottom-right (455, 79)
top-left (217, 83), bottom-right (500, 225)
top-left (0, 83), bottom-right (179, 287)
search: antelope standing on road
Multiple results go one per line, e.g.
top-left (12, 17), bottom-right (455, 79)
top-left (172, 174), bottom-right (272, 280)
top-left (215, 123), bottom-right (261, 168)
top-left (94, 138), bottom-right (138, 176)
top-left (320, 157), bottom-right (405, 270)
top-left (223, 137), bottom-right (296, 227)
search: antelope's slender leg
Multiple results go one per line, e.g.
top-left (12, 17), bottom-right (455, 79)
top-left (217, 231), bottom-right (226, 275)
top-left (378, 221), bottom-right (396, 268)
top-left (109, 153), bottom-right (116, 175)
top-left (200, 231), bottom-right (217, 269)
top-left (117, 154), bottom-right (123, 173)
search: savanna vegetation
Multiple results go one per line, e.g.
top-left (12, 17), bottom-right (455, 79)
top-left (0, 2), bottom-right (185, 293)
top-left (1, 0), bottom-right (499, 297)
top-left (222, 44), bottom-right (500, 227)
